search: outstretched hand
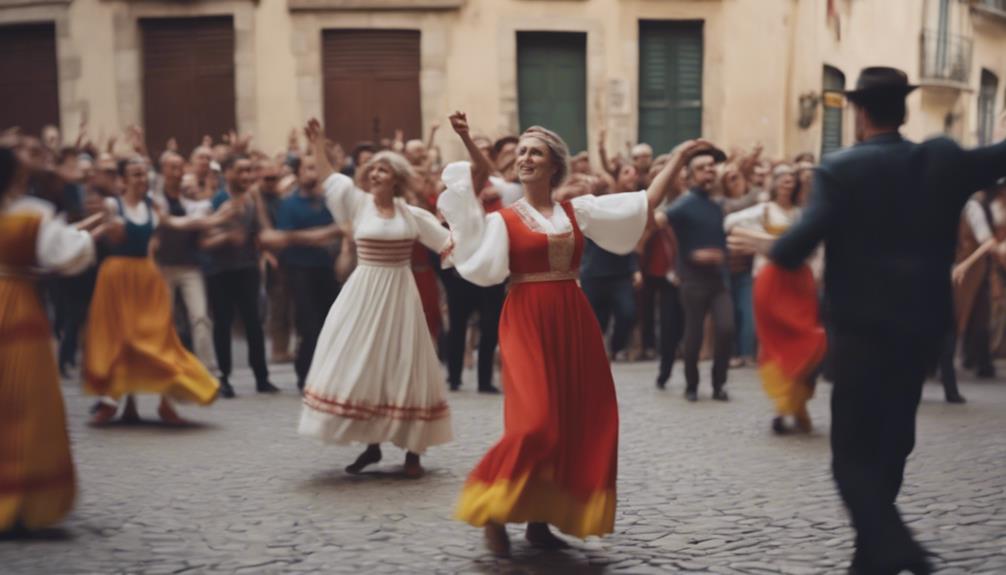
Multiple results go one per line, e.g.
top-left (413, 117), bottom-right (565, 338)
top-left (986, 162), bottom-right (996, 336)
top-left (304, 118), bottom-right (324, 144)
top-left (728, 227), bottom-right (775, 256)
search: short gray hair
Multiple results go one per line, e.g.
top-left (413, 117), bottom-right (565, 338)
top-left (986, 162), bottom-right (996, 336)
top-left (520, 126), bottom-right (570, 189)
top-left (364, 150), bottom-right (416, 196)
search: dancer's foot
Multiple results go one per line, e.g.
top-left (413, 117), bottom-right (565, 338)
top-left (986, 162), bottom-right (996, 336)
top-left (158, 398), bottom-right (188, 426)
top-left (729, 357), bottom-right (746, 368)
top-left (945, 392), bottom-right (967, 404)
top-left (655, 376), bottom-right (667, 390)
top-left (219, 377), bottom-right (236, 399)
top-left (712, 389), bottom-right (730, 402)
top-left (525, 522), bottom-right (569, 549)
top-left (256, 380), bottom-right (280, 394)
top-left (771, 416), bottom-right (790, 435)
top-left (121, 396), bottom-right (141, 423)
top-left (90, 402), bottom-right (118, 426)
top-left (448, 380), bottom-right (461, 392)
top-left (478, 385), bottom-right (500, 395)
top-left (271, 351), bottom-right (294, 364)
top-left (345, 444), bottom-right (382, 474)
top-left (484, 523), bottom-right (510, 557)
top-left (403, 452), bottom-right (424, 479)
top-left (794, 413), bottom-right (813, 433)
top-left (684, 390), bottom-right (698, 402)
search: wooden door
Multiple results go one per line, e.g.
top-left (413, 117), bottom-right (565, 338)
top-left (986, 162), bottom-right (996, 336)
top-left (0, 23), bottom-right (60, 136)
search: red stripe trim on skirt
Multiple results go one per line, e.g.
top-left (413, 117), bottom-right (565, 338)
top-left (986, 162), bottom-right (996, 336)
top-left (303, 390), bottom-right (449, 421)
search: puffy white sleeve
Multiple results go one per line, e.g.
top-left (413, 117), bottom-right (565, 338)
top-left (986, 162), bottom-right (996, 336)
top-left (570, 190), bottom-right (648, 255)
top-left (11, 197), bottom-right (96, 275)
top-left (323, 172), bottom-right (368, 223)
top-left (438, 161), bottom-right (510, 286)
top-left (724, 203), bottom-right (766, 231)
top-left (407, 205), bottom-right (451, 252)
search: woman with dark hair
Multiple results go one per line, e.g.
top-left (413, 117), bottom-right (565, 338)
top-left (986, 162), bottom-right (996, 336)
top-left (287, 120), bottom-right (453, 479)
top-left (441, 112), bottom-right (706, 554)
top-left (0, 142), bottom-right (105, 532)
top-left (726, 165), bottom-right (826, 434)
top-left (85, 156), bottom-right (224, 425)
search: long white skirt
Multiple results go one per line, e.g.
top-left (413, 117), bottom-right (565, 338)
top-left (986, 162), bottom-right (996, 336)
top-left (298, 263), bottom-right (453, 454)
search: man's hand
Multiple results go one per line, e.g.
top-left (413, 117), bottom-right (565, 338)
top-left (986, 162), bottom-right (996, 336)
top-left (304, 118), bottom-right (323, 145)
top-left (952, 262), bottom-right (968, 287)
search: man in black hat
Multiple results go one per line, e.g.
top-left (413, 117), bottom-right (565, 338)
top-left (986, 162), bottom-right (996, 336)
top-left (661, 144), bottom-right (740, 402)
top-left (766, 66), bottom-right (1006, 574)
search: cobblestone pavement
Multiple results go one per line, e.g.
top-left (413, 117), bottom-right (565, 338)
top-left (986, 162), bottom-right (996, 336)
top-left (3, 357), bottom-right (1005, 574)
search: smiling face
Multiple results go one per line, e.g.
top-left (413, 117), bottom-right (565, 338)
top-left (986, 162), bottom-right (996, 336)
top-left (687, 154), bottom-right (717, 191)
top-left (773, 172), bottom-right (797, 205)
top-left (368, 161), bottom-right (397, 196)
top-left (616, 164), bottom-right (638, 192)
top-left (124, 162), bottom-right (149, 196)
top-left (516, 136), bottom-right (557, 187)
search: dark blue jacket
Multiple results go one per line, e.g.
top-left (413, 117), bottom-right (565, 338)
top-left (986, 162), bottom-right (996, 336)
top-left (770, 133), bottom-right (1006, 337)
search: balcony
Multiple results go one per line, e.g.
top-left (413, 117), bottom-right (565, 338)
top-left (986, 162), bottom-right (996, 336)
top-left (919, 29), bottom-right (973, 90)
top-left (972, 0), bottom-right (1006, 23)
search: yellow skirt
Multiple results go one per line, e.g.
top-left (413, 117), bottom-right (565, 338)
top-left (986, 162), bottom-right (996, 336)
top-left (84, 257), bottom-right (218, 404)
top-left (0, 278), bottom-right (75, 530)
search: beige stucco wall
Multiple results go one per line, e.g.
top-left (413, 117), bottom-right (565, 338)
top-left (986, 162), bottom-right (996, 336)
top-left (3, 0), bottom-right (1004, 158)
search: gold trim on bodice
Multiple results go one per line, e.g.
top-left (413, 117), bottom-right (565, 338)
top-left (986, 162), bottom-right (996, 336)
top-left (510, 270), bottom-right (579, 284)
top-left (547, 232), bottom-right (576, 272)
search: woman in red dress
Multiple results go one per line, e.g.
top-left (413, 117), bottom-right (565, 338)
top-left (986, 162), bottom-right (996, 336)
top-left (439, 112), bottom-right (706, 554)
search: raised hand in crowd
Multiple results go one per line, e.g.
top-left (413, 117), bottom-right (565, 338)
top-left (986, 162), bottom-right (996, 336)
top-left (449, 111), bottom-right (493, 193)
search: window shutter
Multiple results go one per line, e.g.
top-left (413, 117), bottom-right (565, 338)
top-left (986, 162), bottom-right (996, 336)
top-left (639, 21), bottom-right (703, 153)
top-left (0, 23), bottom-right (60, 136)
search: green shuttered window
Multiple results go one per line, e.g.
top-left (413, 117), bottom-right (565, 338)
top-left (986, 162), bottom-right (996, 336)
top-left (638, 21), bottom-right (704, 153)
top-left (517, 32), bottom-right (588, 154)
top-left (821, 66), bottom-right (846, 157)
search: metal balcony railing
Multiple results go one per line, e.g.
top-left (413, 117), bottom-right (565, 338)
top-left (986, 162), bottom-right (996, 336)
top-left (974, 0), bottom-right (1006, 18)
top-left (919, 29), bottom-right (973, 86)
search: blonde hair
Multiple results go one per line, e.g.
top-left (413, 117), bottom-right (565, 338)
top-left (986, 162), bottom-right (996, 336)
top-left (520, 126), bottom-right (570, 188)
top-left (363, 151), bottom-right (416, 197)
top-left (769, 163), bottom-right (800, 202)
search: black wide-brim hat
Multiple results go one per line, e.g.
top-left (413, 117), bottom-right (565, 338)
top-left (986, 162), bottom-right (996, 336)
top-left (844, 66), bottom-right (918, 103)
top-left (686, 146), bottom-right (727, 165)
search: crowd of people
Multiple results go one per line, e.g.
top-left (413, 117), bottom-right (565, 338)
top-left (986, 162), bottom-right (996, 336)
top-left (2, 64), bottom-right (1006, 574)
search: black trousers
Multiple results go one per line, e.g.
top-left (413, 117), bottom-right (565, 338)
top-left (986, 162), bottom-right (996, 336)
top-left (581, 275), bottom-right (636, 356)
top-left (830, 331), bottom-right (937, 573)
top-left (288, 265), bottom-right (339, 387)
top-left (56, 266), bottom-right (97, 370)
top-left (679, 281), bottom-right (734, 393)
top-left (206, 267), bottom-right (269, 383)
top-left (443, 272), bottom-right (505, 389)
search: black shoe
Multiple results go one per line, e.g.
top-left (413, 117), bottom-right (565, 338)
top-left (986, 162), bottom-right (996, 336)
top-left (219, 378), bottom-right (236, 399)
top-left (975, 365), bottom-right (996, 379)
top-left (256, 380), bottom-right (280, 394)
top-left (712, 389), bottom-right (729, 402)
top-left (684, 390), bottom-right (698, 402)
top-left (656, 377), bottom-right (667, 390)
top-left (447, 380), bottom-right (461, 392)
top-left (478, 386), bottom-right (501, 395)
top-left (945, 393), bottom-right (967, 404)
top-left (772, 416), bottom-right (790, 435)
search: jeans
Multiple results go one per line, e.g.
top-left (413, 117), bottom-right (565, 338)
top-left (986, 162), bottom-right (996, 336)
top-left (581, 274), bottom-right (637, 356)
top-left (161, 265), bottom-right (216, 370)
top-left (730, 272), bottom-right (756, 358)
top-left (287, 265), bottom-right (339, 387)
top-left (206, 267), bottom-right (269, 384)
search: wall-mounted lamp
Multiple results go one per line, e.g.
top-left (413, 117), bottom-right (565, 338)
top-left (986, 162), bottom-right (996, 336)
top-left (798, 92), bottom-right (821, 129)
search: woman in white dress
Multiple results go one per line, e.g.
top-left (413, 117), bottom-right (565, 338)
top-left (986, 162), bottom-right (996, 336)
top-left (283, 120), bottom-right (453, 479)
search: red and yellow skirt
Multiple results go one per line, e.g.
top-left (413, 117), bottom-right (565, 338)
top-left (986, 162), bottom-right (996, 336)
top-left (753, 264), bottom-right (827, 423)
top-left (456, 280), bottom-right (617, 538)
top-left (0, 278), bottom-right (75, 530)
top-left (84, 257), bottom-right (218, 404)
